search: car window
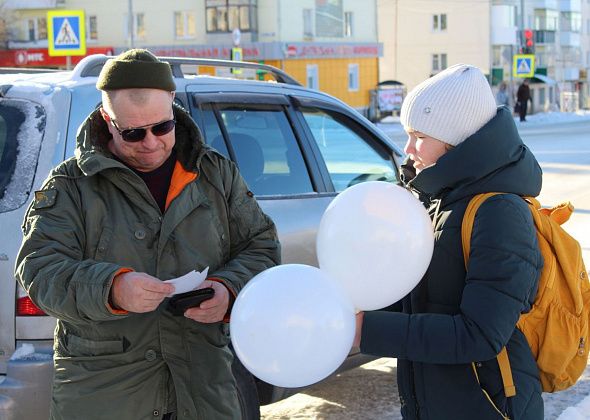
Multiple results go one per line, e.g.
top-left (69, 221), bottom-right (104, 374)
top-left (300, 107), bottom-right (397, 192)
top-left (0, 99), bottom-right (45, 213)
top-left (201, 105), bottom-right (314, 196)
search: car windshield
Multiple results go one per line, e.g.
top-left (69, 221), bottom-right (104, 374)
top-left (0, 99), bottom-right (45, 213)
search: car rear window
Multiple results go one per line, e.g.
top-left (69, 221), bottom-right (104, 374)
top-left (0, 99), bottom-right (45, 213)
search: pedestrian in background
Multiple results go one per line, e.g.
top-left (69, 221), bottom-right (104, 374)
top-left (15, 49), bottom-right (281, 419)
top-left (496, 81), bottom-right (510, 107)
top-left (354, 64), bottom-right (544, 420)
top-left (516, 79), bottom-right (532, 121)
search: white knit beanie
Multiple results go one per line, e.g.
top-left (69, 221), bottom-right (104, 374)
top-left (400, 64), bottom-right (497, 146)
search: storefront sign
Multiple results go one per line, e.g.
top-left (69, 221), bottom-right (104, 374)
top-left (0, 47), bottom-right (114, 67)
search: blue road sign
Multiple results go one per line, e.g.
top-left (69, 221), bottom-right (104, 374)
top-left (47, 10), bottom-right (86, 56)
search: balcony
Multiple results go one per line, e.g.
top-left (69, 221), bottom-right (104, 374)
top-left (559, 0), bottom-right (582, 12)
top-left (560, 31), bottom-right (581, 46)
top-left (534, 0), bottom-right (558, 10)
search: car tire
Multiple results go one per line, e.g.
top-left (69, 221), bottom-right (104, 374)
top-left (232, 349), bottom-right (260, 420)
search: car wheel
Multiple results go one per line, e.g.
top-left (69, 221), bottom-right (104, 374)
top-left (232, 350), bottom-right (260, 420)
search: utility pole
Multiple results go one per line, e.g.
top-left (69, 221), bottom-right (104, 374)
top-left (128, 0), bottom-right (134, 49)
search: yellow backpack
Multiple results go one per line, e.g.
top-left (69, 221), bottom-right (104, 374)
top-left (462, 192), bottom-right (590, 396)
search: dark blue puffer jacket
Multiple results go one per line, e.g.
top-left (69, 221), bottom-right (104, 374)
top-left (361, 107), bottom-right (544, 420)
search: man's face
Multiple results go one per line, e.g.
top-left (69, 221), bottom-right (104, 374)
top-left (101, 89), bottom-right (175, 172)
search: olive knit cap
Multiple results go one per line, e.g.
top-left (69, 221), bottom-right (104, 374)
top-left (96, 49), bottom-right (176, 91)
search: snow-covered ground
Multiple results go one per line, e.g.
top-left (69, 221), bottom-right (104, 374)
top-left (376, 109), bottom-right (590, 140)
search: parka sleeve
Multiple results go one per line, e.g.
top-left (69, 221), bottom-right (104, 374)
top-left (205, 159), bottom-right (281, 298)
top-left (14, 172), bottom-right (130, 323)
top-left (360, 195), bottom-right (543, 363)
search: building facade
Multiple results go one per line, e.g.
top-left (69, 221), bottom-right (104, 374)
top-left (1, 0), bottom-right (382, 111)
top-left (377, 0), bottom-right (590, 111)
top-left (378, 0), bottom-right (491, 92)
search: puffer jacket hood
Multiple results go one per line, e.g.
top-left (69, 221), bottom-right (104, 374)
top-left (407, 106), bottom-right (542, 203)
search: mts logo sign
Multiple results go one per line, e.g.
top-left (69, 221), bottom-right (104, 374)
top-left (15, 50), bottom-right (45, 65)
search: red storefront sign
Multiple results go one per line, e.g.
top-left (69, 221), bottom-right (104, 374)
top-left (0, 47), bottom-right (114, 68)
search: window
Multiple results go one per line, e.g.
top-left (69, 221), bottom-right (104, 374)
top-left (0, 99), bottom-right (45, 213)
top-left (125, 13), bottom-right (146, 40)
top-left (306, 64), bottom-right (319, 90)
top-left (301, 108), bottom-right (397, 192)
top-left (87, 15), bottom-right (97, 41)
top-left (135, 13), bottom-right (146, 39)
top-left (344, 11), bottom-right (353, 37)
top-left (316, 0), bottom-right (343, 37)
top-left (200, 105), bottom-right (313, 196)
top-left (206, 0), bottom-right (257, 33)
top-left (348, 64), bottom-right (359, 91)
top-left (433, 13), bottom-right (447, 31)
top-left (27, 20), bottom-right (35, 41)
top-left (432, 53), bottom-right (447, 72)
top-left (303, 8), bottom-right (313, 38)
top-left (175, 11), bottom-right (196, 39)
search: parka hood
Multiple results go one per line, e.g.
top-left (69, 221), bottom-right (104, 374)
top-left (74, 103), bottom-right (208, 176)
top-left (407, 106), bottom-right (542, 203)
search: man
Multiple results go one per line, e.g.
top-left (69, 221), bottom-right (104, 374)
top-left (516, 79), bottom-right (531, 122)
top-left (15, 49), bottom-right (281, 419)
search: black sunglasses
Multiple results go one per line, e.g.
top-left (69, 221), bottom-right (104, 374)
top-left (110, 118), bottom-right (176, 143)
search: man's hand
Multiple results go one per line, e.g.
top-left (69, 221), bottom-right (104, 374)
top-left (111, 272), bottom-right (175, 313)
top-left (184, 280), bottom-right (230, 323)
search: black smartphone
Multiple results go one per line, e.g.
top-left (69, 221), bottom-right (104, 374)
top-left (168, 287), bottom-right (215, 316)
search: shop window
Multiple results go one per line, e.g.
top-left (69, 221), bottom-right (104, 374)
top-left (306, 65), bottom-right (319, 90)
top-left (348, 64), bottom-right (359, 91)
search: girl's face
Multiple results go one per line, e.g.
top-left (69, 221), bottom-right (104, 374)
top-left (403, 130), bottom-right (449, 174)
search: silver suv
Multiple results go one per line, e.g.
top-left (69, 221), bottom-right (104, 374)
top-left (0, 55), bottom-right (402, 419)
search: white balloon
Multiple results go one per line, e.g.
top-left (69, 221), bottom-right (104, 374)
top-left (317, 181), bottom-right (434, 311)
top-left (230, 264), bottom-right (355, 388)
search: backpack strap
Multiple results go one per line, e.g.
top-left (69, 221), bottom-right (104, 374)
top-left (462, 192), bottom-right (517, 398)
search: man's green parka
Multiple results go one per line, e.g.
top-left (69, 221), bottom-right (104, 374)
top-left (15, 105), bottom-right (281, 419)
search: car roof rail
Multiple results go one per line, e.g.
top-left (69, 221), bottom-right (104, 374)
top-left (71, 54), bottom-right (302, 86)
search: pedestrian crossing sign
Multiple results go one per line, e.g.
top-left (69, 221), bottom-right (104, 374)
top-left (513, 54), bottom-right (535, 78)
top-left (47, 10), bottom-right (86, 57)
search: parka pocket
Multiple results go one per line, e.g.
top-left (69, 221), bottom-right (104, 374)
top-left (93, 225), bottom-right (113, 262)
top-left (67, 334), bottom-right (125, 357)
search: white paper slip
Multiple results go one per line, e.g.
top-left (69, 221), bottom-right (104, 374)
top-left (164, 267), bottom-right (209, 296)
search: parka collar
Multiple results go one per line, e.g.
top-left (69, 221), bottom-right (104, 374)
top-left (406, 107), bottom-right (542, 204)
top-left (74, 103), bottom-right (209, 176)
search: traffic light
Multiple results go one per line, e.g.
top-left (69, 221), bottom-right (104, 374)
top-left (523, 29), bottom-right (534, 54)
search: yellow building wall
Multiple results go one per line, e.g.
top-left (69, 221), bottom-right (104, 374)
top-left (282, 58), bottom-right (378, 108)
